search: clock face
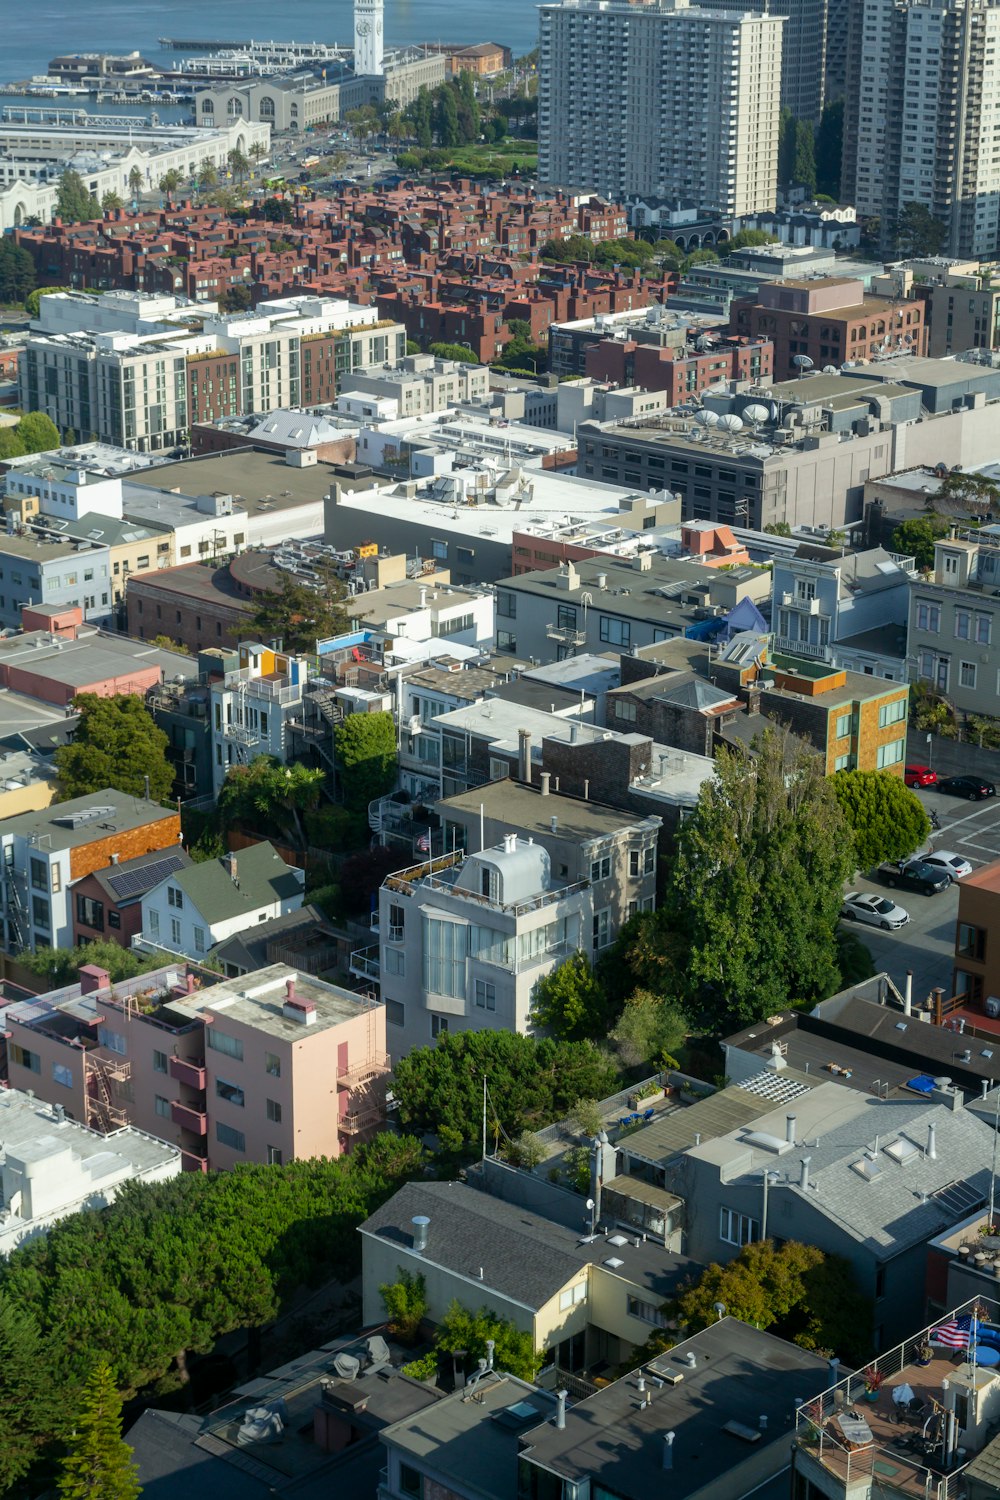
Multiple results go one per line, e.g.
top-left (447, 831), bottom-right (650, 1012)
top-left (357, 19), bottom-right (371, 33)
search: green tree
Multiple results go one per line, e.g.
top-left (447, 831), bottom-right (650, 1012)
top-left (540, 234), bottom-right (595, 263)
top-left (892, 514), bottom-right (950, 569)
top-left (0, 428), bottom-right (26, 460)
top-left (158, 168), bottom-right (184, 196)
top-left (227, 147), bottom-right (251, 184)
top-left (666, 730), bottom-right (854, 1030)
top-left (55, 693), bottom-right (173, 802)
top-left (128, 166), bottom-right (144, 200)
top-left (20, 939), bottom-right (164, 987)
top-left (410, 87), bottom-right (434, 149)
top-left (0, 1294), bottom-right (59, 1489)
top-left (435, 1301), bottom-right (542, 1381)
top-left (57, 1362), bottom-right (140, 1500)
top-left (434, 86), bottom-right (461, 148)
top-left (249, 141), bottom-right (268, 165)
top-left (0, 239), bottom-right (36, 305)
top-left (380, 1268), bottom-right (428, 1340)
top-left (198, 158), bottom-right (218, 190)
top-left (726, 229), bottom-right (777, 251)
top-left (893, 202), bottom-right (947, 257)
top-left (217, 756), bottom-right (325, 850)
top-left (101, 190), bottom-right (124, 213)
top-left (427, 341), bottom-right (478, 362)
top-left (248, 568), bottom-right (349, 652)
top-left (778, 107), bottom-right (797, 187)
top-left (334, 712), bottom-right (397, 812)
top-left (16, 411), bottom-right (61, 454)
top-left (393, 1030), bottom-right (620, 1152)
top-left (609, 988), bottom-right (687, 1071)
top-left (530, 951), bottom-right (609, 1041)
top-left (764, 521), bottom-right (792, 536)
top-left (25, 284), bottom-right (70, 318)
top-left (675, 1240), bottom-right (873, 1366)
top-left (831, 768), bottom-right (929, 870)
top-left (793, 120), bottom-right (817, 194)
top-left (55, 170), bottom-right (98, 224)
top-left (220, 283), bottom-right (252, 312)
top-left (816, 99), bottom-right (844, 198)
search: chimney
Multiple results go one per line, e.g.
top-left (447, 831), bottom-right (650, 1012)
top-left (904, 970), bottom-right (913, 1017)
top-left (79, 963), bottom-right (111, 995)
top-left (663, 1433), bottom-right (676, 1470)
top-left (110, 852), bottom-right (120, 865)
top-left (927, 1122), bottom-right (937, 1160)
top-left (503, 831), bottom-right (517, 854)
top-left (518, 728), bottom-right (532, 784)
top-left (786, 1113), bottom-right (796, 1145)
top-left (583, 779), bottom-right (590, 801)
top-left (550, 814), bottom-right (558, 833)
top-left (800, 1156), bottom-right (811, 1190)
top-left (828, 1356), bottom-right (841, 1385)
top-left (570, 722), bottom-right (579, 743)
top-left (227, 853), bottom-right (239, 885)
top-left (412, 1215), bottom-right (430, 1252)
top-left (540, 771), bottom-right (551, 796)
top-left (555, 1390), bottom-right (567, 1429)
top-left (282, 974), bottom-right (317, 1025)
top-left (486, 1339), bottom-right (495, 1369)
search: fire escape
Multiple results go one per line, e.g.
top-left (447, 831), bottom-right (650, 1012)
top-left (337, 1006), bottom-right (391, 1138)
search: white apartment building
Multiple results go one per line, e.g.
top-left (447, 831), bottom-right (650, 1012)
top-left (341, 354), bottom-right (491, 419)
top-left (537, 0), bottom-right (784, 214)
top-left (367, 837), bottom-right (593, 1057)
top-left (4, 456), bottom-right (125, 523)
top-left (843, 0), bottom-right (1000, 257)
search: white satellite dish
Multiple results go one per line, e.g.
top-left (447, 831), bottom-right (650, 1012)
top-left (718, 414), bottom-right (744, 433)
top-left (743, 403), bottom-right (769, 426)
top-left (822, 364), bottom-right (839, 374)
top-left (696, 409), bottom-right (720, 428)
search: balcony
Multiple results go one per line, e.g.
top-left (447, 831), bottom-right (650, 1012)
top-left (349, 945), bottom-right (380, 982)
top-left (171, 1099), bottom-right (208, 1134)
top-left (772, 635), bottom-right (831, 662)
top-left (338, 1053), bottom-right (391, 1089)
top-left (168, 1055), bottom-right (206, 1089)
top-left (546, 621), bottom-right (587, 648)
top-left (339, 1102), bottom-right (386, 1135)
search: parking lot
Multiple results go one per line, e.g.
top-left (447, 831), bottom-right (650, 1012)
top-left (843, 783), bottom-right (1000, 1003)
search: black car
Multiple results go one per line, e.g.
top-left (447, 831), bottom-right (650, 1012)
top-left (877, 859), bottom-right (952, 896)
top-left (938, 775), bottom-right (996, 800)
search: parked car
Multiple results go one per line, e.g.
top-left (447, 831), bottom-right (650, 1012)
top-left (876, 859), bottom-right (952, 896)
top-left (841, 892), bottom-right (911, 930)
top-left (919, 850), bottom-right (973, 882)
top-left (905, 764), bottom-right (939, 788)
top-left (938, 775), bottom-right (996, 800)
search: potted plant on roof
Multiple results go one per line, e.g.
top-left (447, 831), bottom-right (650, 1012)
top-left (862, 1364), bottom-right (884, 1402)
top-left (916, 1340), bottom-right (933, 1367)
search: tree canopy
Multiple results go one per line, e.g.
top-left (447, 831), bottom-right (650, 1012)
top-left (218, 756), bottom-right (325, 850)
top-left (0, 239), bottom-right (36, 306)
top-left (393, 1030), bottom-right (620, 1153)
top-left (0, 1134), bottom-right (425, 1488)
top-left (435, 1301), bottom-right (542, 1382)
top-left (56, 694), bottom-right (173, 803)
top-left (891, 514), bottom-right (950, 569)
top-left (674, 1239), bottom-right (873, 1366)
top-left (248, 569), bottom-right (349, 653)
top-left (14, 411), bottom-right (61, 454)
top-left (19, 939), bottom-right (165, 988)
top-left (531, 951), bottom-right (610, 1041)
top-left (427, 341), bottom-right (479, 363)
top-left (893, 202), bottom-right (948, 257)
top-left (56, 1362), bottom-right (140, 1500)
top-left (664, 730), bottom-right (854, 1030)
top-left (0, 1294), bottom-right (60, 1487)
top-left (334, 711), bottom-right (397, 812)
top-left (55, 170), bottom-right (99, 225)
top-left (831, 768), bottom-right (929, 870)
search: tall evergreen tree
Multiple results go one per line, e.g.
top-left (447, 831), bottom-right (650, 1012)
top-left (0, 1294), bottom-right (59, 1489)
top-left (793, 120), bottom-right (817, 194)
top-left (815, 99), bottom-right (844, 197)
top-left (57, 1362), bottom-right (141, 1500)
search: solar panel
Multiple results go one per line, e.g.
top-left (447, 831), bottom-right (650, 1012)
top-left (739, 1071), bottom-right (811, 1103)
top-left (934, 1179), bottom-right (986, 1218)
top-left (107, 853), bottom-right (185, 901)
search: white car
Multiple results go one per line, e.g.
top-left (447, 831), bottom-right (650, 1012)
top-left (841, 893), bottom-right (910, 930)
top-left (920, 850), bottom-right (973, 883)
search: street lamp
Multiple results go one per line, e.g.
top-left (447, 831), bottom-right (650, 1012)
top-left (761, 1168), bottom-right (780, 1241)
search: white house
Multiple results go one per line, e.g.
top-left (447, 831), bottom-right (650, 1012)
top-left (140, 842), bottom-right (305, 959)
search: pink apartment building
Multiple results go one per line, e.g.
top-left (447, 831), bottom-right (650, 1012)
top-left (4, 961), bottom-right (390, 1172)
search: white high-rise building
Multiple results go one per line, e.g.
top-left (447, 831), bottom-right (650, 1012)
top-left (354, 0), bottom-right (385, 77)
top-left (842, 0), bottom-right (1000, 258)
top-left (537, 0), bottom-right (784, 215)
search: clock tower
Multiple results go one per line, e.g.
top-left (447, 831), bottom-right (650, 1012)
top-left (353, 0), bottom-right (384, 77)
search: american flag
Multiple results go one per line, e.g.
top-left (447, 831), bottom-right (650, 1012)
top-left (931, 1315), bottom-right (974, 1349)
top-left (416, 832), bottom-right (431, 853)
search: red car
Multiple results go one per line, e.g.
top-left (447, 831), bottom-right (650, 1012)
top-left (905, 764), bottom-right (938, 788)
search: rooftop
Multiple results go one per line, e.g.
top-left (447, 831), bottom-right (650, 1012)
top-left (0, 787), bottom-right (176, 851)
top-left (124, 448), bottom-right (375, 519)
top-left (171, 964), bottom-right (380, 1041)
top-left (88, 847), bottom-right (192, 905)
top-left (152, 844), bottom-right (302, 924)
top-left (519, 1319), bottom-right (831, 1500)
top-left (0, 625), bottom-right (197, 693)
top-left (439, 780), bottom-right (662, 843)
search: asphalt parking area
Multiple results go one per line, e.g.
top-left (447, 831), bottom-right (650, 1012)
top-left (917, 788), bottom-right (1000, 869)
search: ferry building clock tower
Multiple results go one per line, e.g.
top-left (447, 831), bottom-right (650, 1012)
top-left (353, 0), bottom-right (384, 77)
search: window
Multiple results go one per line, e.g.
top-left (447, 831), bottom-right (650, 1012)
top-left (422, 915), bottom-right (466, 998)
top-left (559, 1282), bottom-right (588, 1311)
top-left (956, 609), bottom-right (971, 641)
top-left (216, 1078), bottom-right (245, 1107)
top-left (489, 757), bottom-right (509, 781)
top-left (153, 1050), bottom-right (168, 1074)
top-left (431, 1014), bottom-right (449, 1038)
top-left (599, 616), bottom-right (630, 647)
top-left (878, 698), bottom-right (906, 728)
top-left (10, 1044), bottom-right (39, 1074)
top-left (29, 857), bottom-right (47, 891)
top-left (557, 604), bottom-right (578, 629)
top-left (916, 601), bottom-right (941, 633)
top-left (98, 1027), bottom-right (126, 1055)
top-left (615, 700), bottom-right (637, 722)
top-left (475, 978), bottom-right (496, 1011)
top-left (431, 538), bottom-right (448, 560)
top-left (977, 614), bottom-right (993, 645)
top-left (958, 923), bottom-right (987, 961)
top-left (593, 908), bottom-right (612, 950)
top-left (216, 1121), bottom-right (246, 1152)
top-left (167, 886), bottom-right (184, 909)
top-left (497, 630), bottom-right (517, 653)
top-left (627, 1296), bottom-right (667, 1327)
top-left (720, 1206), bottom-right (759, 1246)
top-left (590, 854), bottom-right (611, 881)
top-left (207, 1029), bottom-right (244, 1061)
top-left (496, 589), bottom-right (516, 619)
top-left (877, 738), bottom-right (905, 769)
top-left (835, 712), bottom-right (851, 739)
top-left (32, 895), bottom-right (50, 930)
top-left (385, 998), bottom-right (405, 1027)
top-left (384, 947), bottom-right (405, 977)
top-left (193, 925), bottom-right (206, 954)
top-left (76, 893), bottom-right (104, 931)
top-left (52, 1062), bottom-right (73, 1088)
top-left (399, 1464), bottom-right (422, 1500)
top-left (834, 753), bottom-right (854, 772)
top-left (265, 1051), bottom-right (281, 1077)
top-left (266, 1098), bottom-right (282, 1123)
top-left (154, 1095), bottom-right (170, 1118)
top-left (960, 661), bottom-right (977, 689)
top-left (170, 917), bottom-right (182, 946)
top-left (267, 1146), bottom-right (283, 1165)
top-left (629, 845), bottom-right (656, 878)
top-left (148, 908), bottom-right (160, 938)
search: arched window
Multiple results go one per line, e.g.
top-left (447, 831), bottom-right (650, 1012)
top-left (259, 95), bottom-right (275, 120)
top-left (201, 97), bottom-right (214, 114)
top-left (227, 97), bottom-right (243, 117)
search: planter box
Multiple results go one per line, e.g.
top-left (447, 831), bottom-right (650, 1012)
top-left (630, 1089), bottom-right (664, 1109)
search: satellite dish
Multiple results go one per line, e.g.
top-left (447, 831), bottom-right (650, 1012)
top-left (718, 414), bottom-right (744, 433)
top-left (696, 409), bottom-right (720, 428)
top-left (695, 333), bottom-right (715, 352)
top-left (792, 355), bottom-right (814, 372)
top-left (743, 403), bottom-right (769, 426)
top-left (706, 380), bottom-right (729, 395)
top-left (822, 364), bottom-right (839, 374)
